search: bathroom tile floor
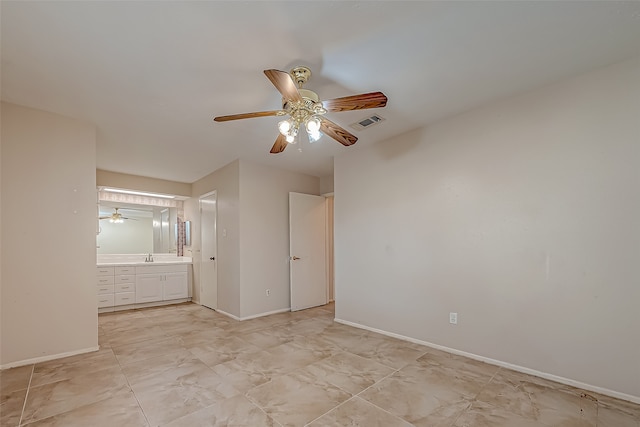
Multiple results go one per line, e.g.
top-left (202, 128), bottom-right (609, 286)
top-left (1, 302), bottom-right (638, 426)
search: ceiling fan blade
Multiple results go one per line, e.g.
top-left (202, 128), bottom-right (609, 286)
top-left (214, 110), bottom-right (283, 122)
top-left (320, 118), bottom-right (358, 146)
top-left (121, 217), bottom-right (138, 221)
top-left (270, 133), bottom-right (288, 154)
top-left (322, 91), bottom-right (387, 112)
top-left (98, 216), bottom-right (110, 220)
top-left (264, 69), bottom-right (302, 103)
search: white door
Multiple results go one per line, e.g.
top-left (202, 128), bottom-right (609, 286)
top-left (200, 191), bottom-right (218, 309)
top-left (289, 192), bottom-right (327, 311)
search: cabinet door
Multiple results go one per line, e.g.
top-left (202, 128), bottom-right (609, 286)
top-left (136, 274), bottom-right (163, 303)
top-left (163, 272), bottom-right (188, 300)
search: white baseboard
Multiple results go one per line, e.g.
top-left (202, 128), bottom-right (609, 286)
top-left (214, 308), bottom-right (241, 321)
top-left (239, 308), bottom-right (290, 321)
top-left (215, 307), bottom-right (290, 321)
top-left (334, 318), bottom-right (640, 405)
top-left (0, 346), bottom-right (100, 370)
top-left (133, 298), bottom-right (190, 309)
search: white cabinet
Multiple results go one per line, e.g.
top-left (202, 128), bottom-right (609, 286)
top-left (163, 271), bottom-right (189, 300)
top-left (115, 282), bottom-right (134, 293)
top-left (96, 263), bottom-right (190, 311)
top-left (98, 294), bottom-right (115, 308)
top-left (135, 264), bottom-right (188, 304)
top-left (115, 266), bottom-right (135, 275)
top-left (135, 274), bottom-right (163, 303)
top-left (96, 267), bottom-right (115, 311)
top-left (114, 267), bottom-right (135, 307)
top-left (97, 284), bottom-right (115, 295)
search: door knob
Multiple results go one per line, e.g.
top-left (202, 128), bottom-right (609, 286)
top-left (210, 257), bottom-right (215, 260)
top-left (291, 256), bottom-right (301, 260)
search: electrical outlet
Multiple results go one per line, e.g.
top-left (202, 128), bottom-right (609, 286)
top-left (266, 289), bottom-right (271, 297)
top-left (449, 312), bottom-right (458, 324)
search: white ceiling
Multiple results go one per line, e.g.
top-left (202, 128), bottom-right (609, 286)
top-left (2, 1), bottom-right (639, 183)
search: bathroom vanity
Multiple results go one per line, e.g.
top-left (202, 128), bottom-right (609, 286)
top-left (97, 254), bottom-right (192, 313)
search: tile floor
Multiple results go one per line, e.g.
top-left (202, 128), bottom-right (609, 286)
top-left (1, 302), bottom-right (639, 426)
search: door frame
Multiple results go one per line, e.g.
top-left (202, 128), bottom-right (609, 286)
top-left (323, 194), bottom-right (335, 302)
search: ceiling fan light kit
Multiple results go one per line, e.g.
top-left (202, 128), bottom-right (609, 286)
top-left (99, 207), bottom-right (136, 224)
top-left (213, 66), bottom-right (387, 154)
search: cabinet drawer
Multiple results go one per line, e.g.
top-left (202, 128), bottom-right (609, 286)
top-left (97, 267), bottom-right (115, 276)
top-left (96, 276), bottom-right (115, 285)
top-left (97, 284), bottom-right (114, 295)
top-left (114, 292), bottom-right (135, 306)
top-left (97, 294), bottom-right (114, 308)
top-left (136, 264), bottom-right (187, 274)
top-left (115, 283), bottom-right (134, 293)
top-left (115, 274), bottom-right (135, 284)
top-left (115, 266), bottom-right (135, 275)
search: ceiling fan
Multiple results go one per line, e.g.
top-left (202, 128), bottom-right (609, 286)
top-left (213, 66), bottom-right (387, 153)
top-left (99, 208), bottom-right (137, 223)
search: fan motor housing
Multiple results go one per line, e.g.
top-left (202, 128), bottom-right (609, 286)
top-left (282, 89), bottom-right (320, 112)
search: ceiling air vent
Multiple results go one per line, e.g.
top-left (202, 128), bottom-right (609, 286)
top-left (349, 114), bottom-right (385, 131)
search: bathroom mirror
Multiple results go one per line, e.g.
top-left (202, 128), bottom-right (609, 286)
top-left (97, 201), bottom-right (177, 254)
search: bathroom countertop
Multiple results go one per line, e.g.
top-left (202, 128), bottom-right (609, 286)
top-left (97, 255), bottom-right (193, 267)
top-left (97, 260), bottom-right (193, 267)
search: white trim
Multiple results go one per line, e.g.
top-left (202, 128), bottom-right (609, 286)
top-left (214, 308), bottom-right (241, 321)
top-left (334, 318), bottom-right (640, 405)
top-left (239, 308), bottom-right (290, 321)
top-left (199, 190), bottom-right (218, 199)
top-left (215, 307), bottom-right (291, 321)
top-left (131, 299), bottom-right (190, 310)
top-left (102, 187), bottom-right (175, 199)
top-left (0, 346), bottom-right (100, 370)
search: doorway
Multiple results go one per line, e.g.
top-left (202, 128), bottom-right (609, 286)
top-left (325, 195), bottom-right (335, 302)
top-left (200, 191), bottom-right (217, 309)
top-left (289, 192), bottom-right (329, 311)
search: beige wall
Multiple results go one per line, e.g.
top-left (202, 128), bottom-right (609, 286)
top-left (239, 160), bottom-right (320, 318)
top-left (320, 174), bottom-right (334, 195)
top-left (190, 160), bottom-right (240, 317)
top-left (334, 58), bottom-right (640, 401)
top-left (1, 102), bottom-right (98, 367)
top-left (190, 159), bottom-right (320, 319)
top-left (97, 169), bottom-right (191, 197)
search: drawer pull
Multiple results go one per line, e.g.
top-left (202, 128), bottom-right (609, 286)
top-left (99, 299), bottom-right (109, 303)
top-left (99, 288), bottom-right (109, 292)
top-left (98, 279), bottom-right (109, 283)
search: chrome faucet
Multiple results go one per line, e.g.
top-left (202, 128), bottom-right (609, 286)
top-left (145, 253), bottom-right (153, 262)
